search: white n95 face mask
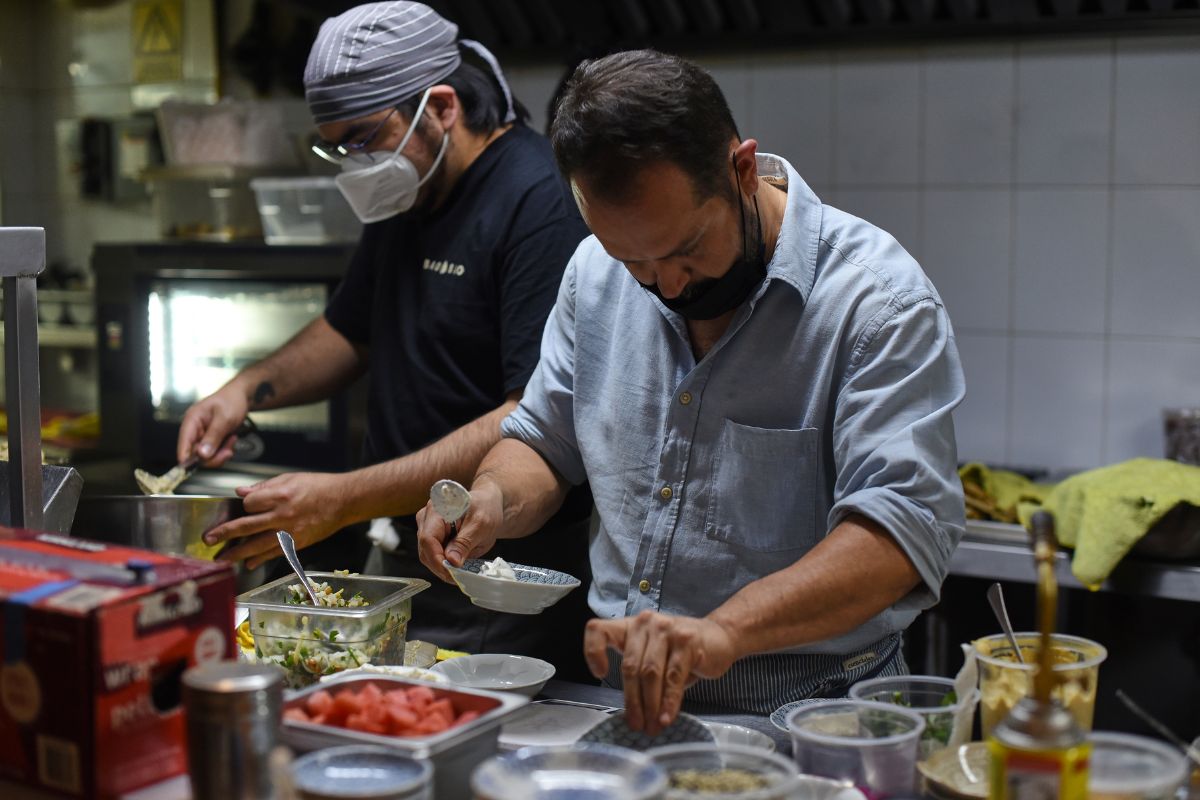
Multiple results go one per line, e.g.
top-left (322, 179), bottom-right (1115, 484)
top-left (335, 88), bottom-right (449, 224)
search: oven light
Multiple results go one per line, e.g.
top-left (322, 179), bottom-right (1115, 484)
top-left (148, 290), bottom-right (165, 408)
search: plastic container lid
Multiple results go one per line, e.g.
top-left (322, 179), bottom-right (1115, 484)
top-left (292, 745), bottom-right (432, 799)
top-left (648, 742), bottom-right (799, 800)
top-left (471, 743), bottom-right (668, 800)
top-left (1088, 731), bottom-right (1188, 800)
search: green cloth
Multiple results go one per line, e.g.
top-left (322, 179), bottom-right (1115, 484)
top-left (1015, 458), bottom-right (1200, 589)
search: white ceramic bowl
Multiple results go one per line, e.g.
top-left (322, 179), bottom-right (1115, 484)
top-left (443, 558), bottom-right (580, 615)
top-left (701, 720), bottom-right (777, 753)
top-left (430, 654), bottom-right (555, 697)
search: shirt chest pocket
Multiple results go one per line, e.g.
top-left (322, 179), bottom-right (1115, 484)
top-left (704, 421), bottom-right (820, 554)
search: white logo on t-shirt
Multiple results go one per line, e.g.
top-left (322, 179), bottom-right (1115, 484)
top-left (423, 258), bottom-right (466, 277)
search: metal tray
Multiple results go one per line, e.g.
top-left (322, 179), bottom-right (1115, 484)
top-left (965, 503), bottom-right (1200, 561)
top-left (281, 675), bottom-right (528, 800)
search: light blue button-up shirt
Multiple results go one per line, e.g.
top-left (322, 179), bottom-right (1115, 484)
top-left (501, 154), bottom-right (966, 657)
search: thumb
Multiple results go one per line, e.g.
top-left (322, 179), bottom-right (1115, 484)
top-left (444, 534), bottom-right (472, 567)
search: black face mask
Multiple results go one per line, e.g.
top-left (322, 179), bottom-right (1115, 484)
top-left (639, 166), bottom-right (767, 321)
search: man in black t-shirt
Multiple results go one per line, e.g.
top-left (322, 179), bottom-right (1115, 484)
top-left (178, 2), bottom-right (593, 675)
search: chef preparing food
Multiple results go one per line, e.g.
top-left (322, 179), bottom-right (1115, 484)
top-left (175, 2), bottom-right (593, 677)
top-left (418, 49), bottom-right (966, 733)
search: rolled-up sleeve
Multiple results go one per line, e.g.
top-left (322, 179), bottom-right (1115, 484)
top-left (828, 296), bottom-right (966, 610)
top-left (499, 256), bottom-right (588, 486)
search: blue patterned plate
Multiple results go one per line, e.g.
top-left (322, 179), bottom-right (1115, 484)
top-left (770, 698), bottom-right (832, 732)
top-left (444, 559), bottom-right (580, 614)
top-left (578, 711), bottom-right (715, 751)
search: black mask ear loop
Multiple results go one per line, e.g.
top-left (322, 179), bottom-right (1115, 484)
top-left (733, 151), bottom-right (764, 265)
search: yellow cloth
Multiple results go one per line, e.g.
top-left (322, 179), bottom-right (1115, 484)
top-left (1015, 458), bottom-right (1200, 589)
top-left (959, 462), bottom-right (1052, 520)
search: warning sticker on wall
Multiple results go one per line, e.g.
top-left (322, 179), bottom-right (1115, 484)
top-left (132, 0), bottom-right (183, 84)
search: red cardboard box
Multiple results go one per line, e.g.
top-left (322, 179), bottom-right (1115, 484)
top-left (0, 529), bottom-right (236, 798)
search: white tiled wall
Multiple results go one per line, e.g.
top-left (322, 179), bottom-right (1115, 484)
top-left (510, 33), bottom-right (1200, 472)
top-left (3, 10), bottom-right (1197, 471)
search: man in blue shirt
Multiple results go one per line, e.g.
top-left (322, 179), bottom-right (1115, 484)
top-left (418, 49), bottom-right (966, 731)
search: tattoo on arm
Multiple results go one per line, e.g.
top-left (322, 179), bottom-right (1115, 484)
top-left (251, 381), bottom-right (276, 409)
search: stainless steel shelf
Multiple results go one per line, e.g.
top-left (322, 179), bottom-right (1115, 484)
top-left (952, 526), bottom-right (1200, 603)
top-left (0, 324), bottom-right (95, 348)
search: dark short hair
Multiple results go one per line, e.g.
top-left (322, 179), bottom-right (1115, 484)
top-left (550, 49), bottom-right (739, 203)
top-left (398, 60), bottom-right (530, 135)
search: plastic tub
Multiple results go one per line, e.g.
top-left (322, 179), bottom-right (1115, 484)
top-left (251, 176), bottom-right (362, 244)
top-left (974, 633), bottom-right (1106, 736)
top-left (237, 572), bottom-right (429, 688)
top-left (786, 699), bottom-right (925, 796)
top-left (849, 675), bottom-right (978, 759)
top-left (1088, 732), bottom-right (1188, 800)
top-left (471, 743), bottom-right (669, 799)
top-left (649, 743), bottom-right (799, 799)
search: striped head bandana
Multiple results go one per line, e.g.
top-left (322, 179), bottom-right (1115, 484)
top-left (304, 2), bottom-right (515, 126)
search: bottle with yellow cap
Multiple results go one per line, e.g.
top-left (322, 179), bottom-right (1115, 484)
top-left (988, 510), bottom-right (1090, 800)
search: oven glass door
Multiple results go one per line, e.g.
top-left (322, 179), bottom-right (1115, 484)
top-left (146, 279), bottom-right (330, 438)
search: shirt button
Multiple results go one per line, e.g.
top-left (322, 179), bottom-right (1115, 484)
top-left (660, 486), bottom-right (673, 501)
top-left (638, 579), bottom-right (651, 593)
top-left (679, 391), bottom-right (692, 405)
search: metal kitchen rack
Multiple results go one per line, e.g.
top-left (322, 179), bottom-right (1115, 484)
top-left (0, 227), bottom-right (82, 533)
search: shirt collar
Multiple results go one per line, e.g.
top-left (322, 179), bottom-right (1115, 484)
top-left (755, 152), bottom-right (822, 305)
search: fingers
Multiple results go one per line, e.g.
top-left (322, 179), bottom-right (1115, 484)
top-left (660, 640), bottom-right (693, 730)
top-left (177, 407), bottom-right (208, 464)
top-left (205, 511), bottom-right (276, 546)
top-left (620, 620), bottom-right (652, 732)
top-left (245, 545), bottom-right (282, 571)
top-left (218, 531), bottom-right (280, 565)
top-left (416, 503), bottom-right (455, 583)
top-left (583, 618), bottom-right (625, 683)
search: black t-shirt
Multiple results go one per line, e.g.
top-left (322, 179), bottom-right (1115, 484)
top-left (326, 124), bottom-right (589, 463)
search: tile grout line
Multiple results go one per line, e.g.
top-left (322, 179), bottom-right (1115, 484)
top-left (1100, 36), bottom-right (1119, 465)
top-left (1004, 40), bottom-right (1021, 466)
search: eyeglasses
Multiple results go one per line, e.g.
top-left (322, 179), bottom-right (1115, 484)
top-left (310, 106), bottom-right (399, 164)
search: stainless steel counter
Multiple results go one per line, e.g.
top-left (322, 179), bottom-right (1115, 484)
top-left (951, 520), bottom-right (1200, 603)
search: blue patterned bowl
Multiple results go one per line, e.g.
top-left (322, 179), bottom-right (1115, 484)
top-left (291, 745), bottom-right (432, 799)
top-left (443, 558), bottom-right (581, 615)
top-left (471, 743), bottom-right (668, 799)
top-left (579, 711), bottom-right (715, 751)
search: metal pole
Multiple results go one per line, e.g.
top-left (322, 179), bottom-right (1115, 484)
top-left (0, 228), bottom-right (45, 530)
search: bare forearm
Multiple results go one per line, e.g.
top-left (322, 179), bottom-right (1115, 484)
top-left (474, 438), bottom-right (570, 540)
top-left (227, 317), bottom-right (365, 411)
top-left (707, 514), bottom-right (921, 657)
top-left (336, 396), bottom-right (527, 521)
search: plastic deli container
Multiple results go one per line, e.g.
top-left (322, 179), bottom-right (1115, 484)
top-left (849, 675), bottom-right (978, 759)
top-left (649, 742), bottom-right (800, 800)
top-left (974, 632), bottom-right (1106, 736)
top-left (250, 177), bottom-right (362, 244)
top-left (471, 744), bottom-right (668, 800)
top-left (283, 675), bottom-right (527, 800)
top-left (1088, 732), bottom-right (1188, 800)
top-left (237, 572), bottom-right (429, 688)
top-left (786, 699), bottom-right (925, 796)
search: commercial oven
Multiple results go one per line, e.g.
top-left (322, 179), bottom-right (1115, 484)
top-left (92, 242), bottom-right (361, 484)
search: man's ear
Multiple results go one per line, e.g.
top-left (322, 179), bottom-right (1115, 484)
top-left (426, 84), bottom-right (460, 131)
top-left (732, 138), bottom-right (760, 197)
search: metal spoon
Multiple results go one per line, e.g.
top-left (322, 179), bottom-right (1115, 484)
top-left (276, 530), bottom-right (321, 606)
top-left (1116, 689), bottom-right (1200, 766)
top-left (987, 582), bottom-right (1025, 664)
top-left (135, 418), bottom-right (259, 496)
top-left (430, 479), bottom-right (471, 540)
